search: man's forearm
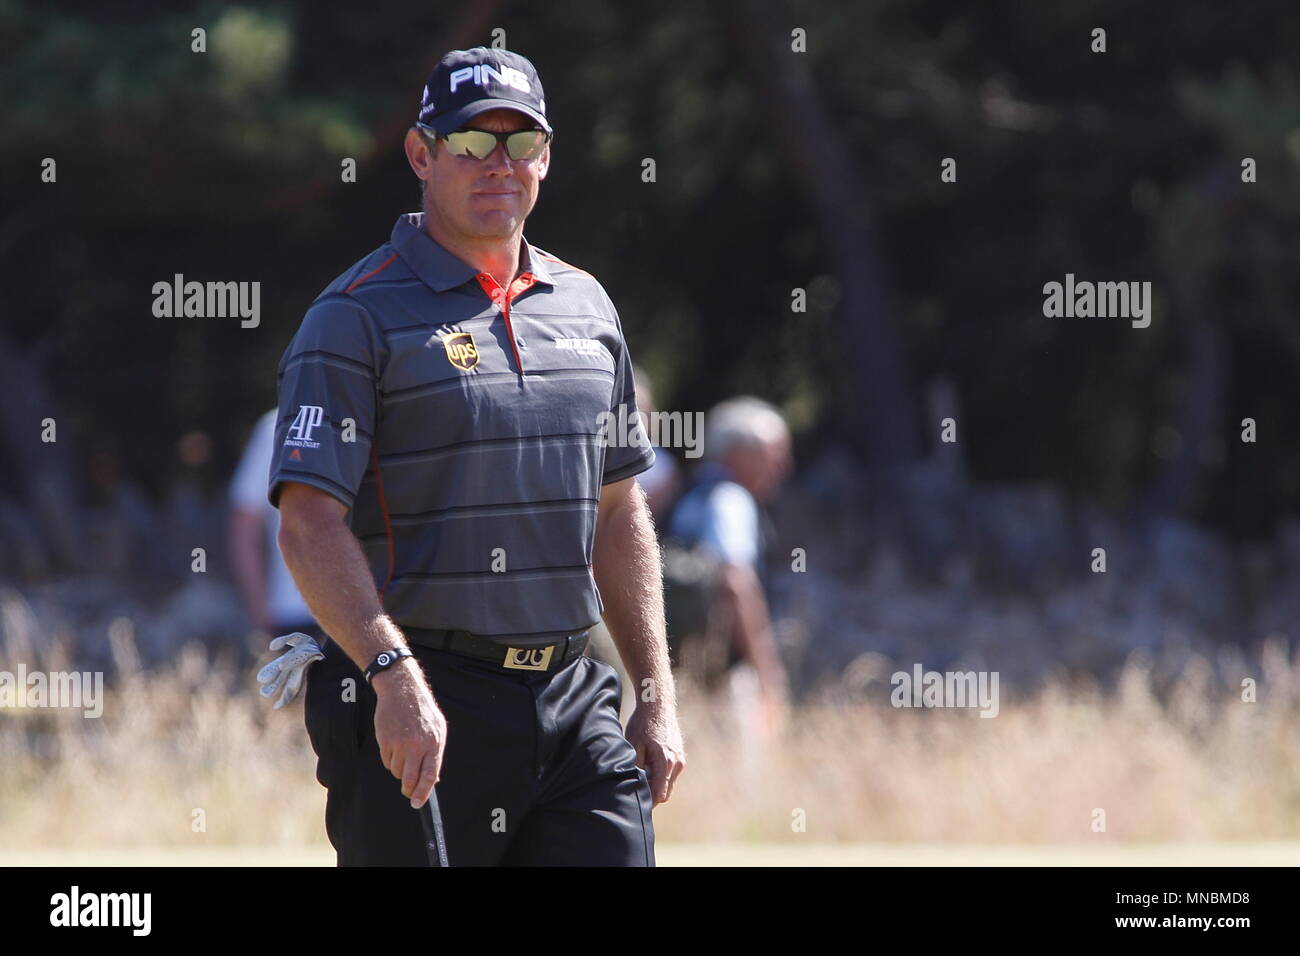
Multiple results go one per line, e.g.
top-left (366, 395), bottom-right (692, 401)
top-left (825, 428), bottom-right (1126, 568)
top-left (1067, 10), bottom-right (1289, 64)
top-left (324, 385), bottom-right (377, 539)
top-left (277, 508), bottom-right (407, 672)
top-left (592, 486), bottom-right (676, 709)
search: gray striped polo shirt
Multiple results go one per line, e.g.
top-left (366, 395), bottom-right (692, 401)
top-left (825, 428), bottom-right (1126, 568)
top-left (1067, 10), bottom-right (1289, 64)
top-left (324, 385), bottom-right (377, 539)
top-left (269, 212), bottom-right (655, 642)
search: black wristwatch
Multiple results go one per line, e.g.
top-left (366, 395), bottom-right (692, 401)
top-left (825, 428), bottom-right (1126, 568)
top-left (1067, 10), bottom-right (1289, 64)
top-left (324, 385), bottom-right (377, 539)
top-left (364, 646), bottom-right (414, 685)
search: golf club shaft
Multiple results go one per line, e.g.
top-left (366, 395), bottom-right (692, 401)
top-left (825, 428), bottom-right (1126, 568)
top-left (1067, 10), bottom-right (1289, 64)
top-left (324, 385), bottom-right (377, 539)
top-left (419, 786), bottom-right (449, 866)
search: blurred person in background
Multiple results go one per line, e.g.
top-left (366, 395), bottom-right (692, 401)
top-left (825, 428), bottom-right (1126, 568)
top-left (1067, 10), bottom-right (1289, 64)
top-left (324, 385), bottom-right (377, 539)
top-left (665, 396), bottom-right (792, 732)
top-left (229, 410), bottom-right (318, 654)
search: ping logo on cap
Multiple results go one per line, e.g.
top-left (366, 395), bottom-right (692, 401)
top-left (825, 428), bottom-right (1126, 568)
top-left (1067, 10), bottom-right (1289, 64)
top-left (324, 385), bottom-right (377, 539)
top-left (449, 63), bottom-right (531, 95)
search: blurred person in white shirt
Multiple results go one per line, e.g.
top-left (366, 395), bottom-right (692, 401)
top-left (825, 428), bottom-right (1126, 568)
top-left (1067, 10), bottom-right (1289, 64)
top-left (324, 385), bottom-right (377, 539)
top-left (229, 410), bottom-right (317, 652)
top-left (668, 396), bottom-right (793, 732)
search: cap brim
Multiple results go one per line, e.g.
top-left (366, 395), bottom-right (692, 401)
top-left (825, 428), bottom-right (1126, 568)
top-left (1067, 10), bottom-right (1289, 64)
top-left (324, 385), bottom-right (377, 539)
top-left (425, 99), bottom-right (553, 137)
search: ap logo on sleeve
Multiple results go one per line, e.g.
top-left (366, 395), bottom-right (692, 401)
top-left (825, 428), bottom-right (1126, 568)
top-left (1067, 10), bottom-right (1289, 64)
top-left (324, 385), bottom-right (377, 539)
top-left (284, 405), bottom-right (325, 449)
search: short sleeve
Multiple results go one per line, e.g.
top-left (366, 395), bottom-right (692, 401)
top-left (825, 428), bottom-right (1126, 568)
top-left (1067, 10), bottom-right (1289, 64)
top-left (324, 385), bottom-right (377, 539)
top-left (268, 296), bottom-right (383, 510)
top-left (601, 300), bottom-right (656, 485)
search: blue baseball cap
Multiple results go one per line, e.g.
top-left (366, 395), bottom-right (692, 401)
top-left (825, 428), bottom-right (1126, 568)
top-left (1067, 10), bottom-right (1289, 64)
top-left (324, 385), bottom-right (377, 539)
top-left (417, 47), bottom-right (552, 137)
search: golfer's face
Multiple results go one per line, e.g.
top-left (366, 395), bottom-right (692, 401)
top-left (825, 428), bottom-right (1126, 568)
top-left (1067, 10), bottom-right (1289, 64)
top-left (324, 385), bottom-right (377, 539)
top-left (429, 108), bottom-right (550, 240)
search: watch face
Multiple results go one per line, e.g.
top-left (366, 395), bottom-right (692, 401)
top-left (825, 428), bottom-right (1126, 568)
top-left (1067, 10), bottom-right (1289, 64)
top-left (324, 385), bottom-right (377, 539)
top-left (377, 653), bottom-right (392, 667)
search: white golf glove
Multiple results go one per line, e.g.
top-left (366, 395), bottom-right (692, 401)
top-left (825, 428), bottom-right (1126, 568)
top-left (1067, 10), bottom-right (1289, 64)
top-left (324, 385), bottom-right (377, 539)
top-left (257, 631), bottom-right (325, 709)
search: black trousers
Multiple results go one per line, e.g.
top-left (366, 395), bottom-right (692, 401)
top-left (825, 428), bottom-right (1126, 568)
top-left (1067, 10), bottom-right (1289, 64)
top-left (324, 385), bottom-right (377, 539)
top-left (303, 635), bottom-right (655, 866)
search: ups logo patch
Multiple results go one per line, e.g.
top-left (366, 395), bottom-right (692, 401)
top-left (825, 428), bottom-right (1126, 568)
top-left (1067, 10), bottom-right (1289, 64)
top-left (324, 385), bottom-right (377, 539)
top-left (441, 331), bottom-right (479, 371)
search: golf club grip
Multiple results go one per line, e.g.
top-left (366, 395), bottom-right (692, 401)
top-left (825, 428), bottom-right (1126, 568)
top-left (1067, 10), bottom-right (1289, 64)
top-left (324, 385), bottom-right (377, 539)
top-left (419, 787), bottom-right (450, 867)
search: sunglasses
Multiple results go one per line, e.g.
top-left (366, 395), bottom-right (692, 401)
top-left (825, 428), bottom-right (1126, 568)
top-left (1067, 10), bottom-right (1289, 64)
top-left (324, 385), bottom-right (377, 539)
top-left (418, 122), bottom-right (551, 161)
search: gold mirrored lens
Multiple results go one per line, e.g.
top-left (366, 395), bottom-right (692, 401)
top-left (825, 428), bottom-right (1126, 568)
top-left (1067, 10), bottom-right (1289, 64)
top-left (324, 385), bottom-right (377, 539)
top-left (446, 130), bottom-right (498, 159)
top-left (444, 129), bottom-right (546, 161)
top-left (505, 130), bottom-right (546, 160)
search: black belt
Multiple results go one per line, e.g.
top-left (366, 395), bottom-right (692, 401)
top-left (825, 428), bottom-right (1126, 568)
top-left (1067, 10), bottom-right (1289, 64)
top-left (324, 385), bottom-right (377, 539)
top-left (404, 627), bottom-right (590, 673)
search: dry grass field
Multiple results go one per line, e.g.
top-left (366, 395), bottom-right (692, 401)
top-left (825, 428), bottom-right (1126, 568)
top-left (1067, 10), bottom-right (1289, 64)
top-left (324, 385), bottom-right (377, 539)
top-left (3, 622), bottom-right (1300, 865)
top-left (2, 843), bottom-right (1298, 867)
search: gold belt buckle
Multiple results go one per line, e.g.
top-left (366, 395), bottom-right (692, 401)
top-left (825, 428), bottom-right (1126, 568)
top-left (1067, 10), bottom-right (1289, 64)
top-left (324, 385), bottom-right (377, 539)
top-left (503, 645), bottom-right (555, 671)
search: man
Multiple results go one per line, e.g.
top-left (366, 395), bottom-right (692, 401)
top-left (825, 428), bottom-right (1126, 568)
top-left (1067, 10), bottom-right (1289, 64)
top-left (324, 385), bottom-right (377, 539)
top-left (668, 396), bottom-right (792, 729)
top-left (269, 47), bottom-right (684, 866)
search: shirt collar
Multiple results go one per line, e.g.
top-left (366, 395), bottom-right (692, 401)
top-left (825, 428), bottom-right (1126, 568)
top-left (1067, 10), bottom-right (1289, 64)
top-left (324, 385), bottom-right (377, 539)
top-left (518, 238), bottom-right (556, 288)
top-left (391, 212), bottom-right (556, 292)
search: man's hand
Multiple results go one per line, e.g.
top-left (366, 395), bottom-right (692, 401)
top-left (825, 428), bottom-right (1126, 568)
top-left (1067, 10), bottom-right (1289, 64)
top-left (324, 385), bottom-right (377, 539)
top-left (256, 631), bottom-right (325, 709)
top-left (371, 658), bottom-right (448, 809)
top-left (624, 700), bottom-right (686, 805)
